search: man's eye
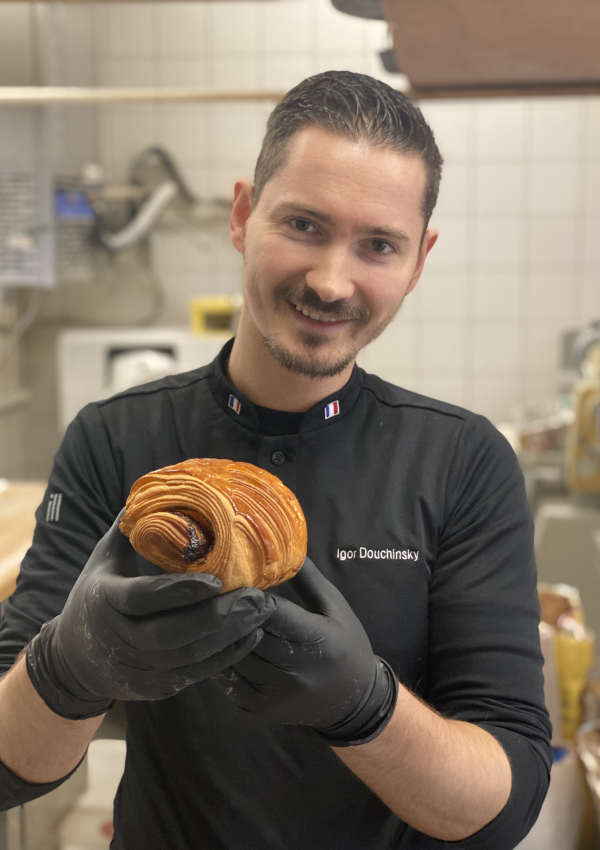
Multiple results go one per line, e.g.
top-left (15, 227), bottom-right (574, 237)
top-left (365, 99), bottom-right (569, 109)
top-left (290, 219), bottom-right (314, 233)
top-left (371, 239), bottom-right (392, 254)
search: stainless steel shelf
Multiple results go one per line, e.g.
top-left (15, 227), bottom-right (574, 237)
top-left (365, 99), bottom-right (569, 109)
top-left (0, 87), bottom-right (287, 105)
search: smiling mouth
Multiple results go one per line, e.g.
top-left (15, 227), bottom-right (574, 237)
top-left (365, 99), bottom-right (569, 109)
top-left (288, 300), bottom-right (347, 324)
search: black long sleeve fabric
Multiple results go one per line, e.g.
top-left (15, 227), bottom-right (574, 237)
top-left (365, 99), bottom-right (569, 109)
top-left (0, 341), bottom-right (551, 848)
top-left (0, 410), bottom-right (122, 677)
top-left (419, 414), bottom-right (550, 849)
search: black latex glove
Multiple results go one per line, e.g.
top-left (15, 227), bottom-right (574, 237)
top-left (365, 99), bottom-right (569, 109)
top-left (26, 511), bottom-right (275, 720)
top-left (215, 559), bottom-right (398, 747)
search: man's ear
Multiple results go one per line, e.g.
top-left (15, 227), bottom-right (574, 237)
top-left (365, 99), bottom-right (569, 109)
top-left (230, 179), bottom-right (253, 255)
top-left (405, 228), bottom-right (438, 297)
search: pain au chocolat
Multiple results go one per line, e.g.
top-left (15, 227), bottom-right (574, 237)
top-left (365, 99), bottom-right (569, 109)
top-left (119, 458), bottom-right (307, 593)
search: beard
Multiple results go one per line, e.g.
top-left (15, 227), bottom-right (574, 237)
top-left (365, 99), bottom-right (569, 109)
top-left (260, 281), bottom-right (400, 380)
top-left (261, 334), bottom-right (358, 379)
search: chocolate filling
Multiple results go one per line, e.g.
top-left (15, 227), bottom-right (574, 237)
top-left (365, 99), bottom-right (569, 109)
top-left (169, 510), bottom-right (214, 563)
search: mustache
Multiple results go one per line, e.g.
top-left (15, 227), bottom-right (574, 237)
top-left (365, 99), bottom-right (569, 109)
top-left (274, 282), bottom-right (370, 324)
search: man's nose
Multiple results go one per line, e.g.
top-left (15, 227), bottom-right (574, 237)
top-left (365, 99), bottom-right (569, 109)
top-left (304, 247), bottom-right (356, 303)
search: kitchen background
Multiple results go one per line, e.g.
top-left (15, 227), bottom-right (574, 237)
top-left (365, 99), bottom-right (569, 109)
top-left (1, 0), bottom-right (599, 481)
top-left (1, 3), bottom-right (600, 847)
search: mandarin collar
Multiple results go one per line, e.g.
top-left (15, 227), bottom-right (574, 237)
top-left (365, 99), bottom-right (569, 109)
top-left (208, 338), bottom-right (364, 434)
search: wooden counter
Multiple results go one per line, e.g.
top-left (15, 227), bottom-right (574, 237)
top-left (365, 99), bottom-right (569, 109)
top-left (0, 481), bottom-right (46, 604)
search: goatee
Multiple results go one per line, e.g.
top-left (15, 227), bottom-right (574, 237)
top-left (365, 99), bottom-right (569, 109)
top-left (261, 333), bottom-right (359, 379)
top-left (259, 281), bottom-right (399, 379)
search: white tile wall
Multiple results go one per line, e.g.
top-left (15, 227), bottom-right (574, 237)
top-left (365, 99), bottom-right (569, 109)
top-left (524, 270), bottom-right (576, 320)
top-left (435, 163), bottom-right (471, 214)
top-left (421, 101), bottom-right (474, 160)
top-left (98, 58), bottom-right (155, 87)
top-left (209, 4), bottom-right (260, 54)
top-left (94, 0), bottom-right (600, 424)
top-left (585, 100), bottom-right (600, 157)
top-left (420, 374), bottom-right (467, 408)
top-left (525, 323), bottom-right (565, 373)
top-left (584, 162), bottom-right (600, 213)
top-left (102, 5), bottom-right (155, 56)
top-left (156, 4), bottom-right (208, 55)
top-left (475, 100), bottom-right (526, 159)
top-left (583, 271), bottom-right (600, 316)
top-left (473, 323), bottom-right (520, 373)
top-left (474, 218), bottom-right (524, 267)
top-left (473, 271), bottom-right (522, 320)
top-left (160, 108), bottom-right (211, 162)
top-left (159, 58), bottom-right (208, 88)
top-left (472, 374), bottom-right (519, 423)
top-left (262, 2), bottom-right (312, 53)
top-left (420, 271), bottom-right (468, 320)
top-left (426, 218), bottom-right (470, 267)
top-left (529, 161), bottom-right (580, 213)
top-left (421, 322), bottom-right (467, 374)
top-left (527, 216), bottom-right (578, 267)
top-left (583, 218), bottom-right (600, 267)
top-left (475, 163), bottom-right (523, 213)
top-left (100, 104), bottom-right (158, 182)
top-left (530, 100), bottom-right (582, 158)
top-left (358, 319), bottom-right (416, 387)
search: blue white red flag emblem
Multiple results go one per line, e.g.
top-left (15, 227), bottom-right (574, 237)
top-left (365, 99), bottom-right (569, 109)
top-left (324, 400), bottom-right (340, 419)
top-left (228, 394), bottom-right (241, 415)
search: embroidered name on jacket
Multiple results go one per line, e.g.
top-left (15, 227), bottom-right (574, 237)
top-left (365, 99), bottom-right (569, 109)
top-left (336, 547), bottom-right (420, 562)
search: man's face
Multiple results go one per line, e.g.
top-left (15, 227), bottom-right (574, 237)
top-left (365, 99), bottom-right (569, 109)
top-left (230, 125), bottom-right (437, 379)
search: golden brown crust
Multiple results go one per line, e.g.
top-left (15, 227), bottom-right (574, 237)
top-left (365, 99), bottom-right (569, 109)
top-left (119, 458), bottom-right (307, 592)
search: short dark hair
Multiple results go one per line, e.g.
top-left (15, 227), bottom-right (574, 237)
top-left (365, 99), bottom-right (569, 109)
top-left (253, 71), bottom-right (443, 226)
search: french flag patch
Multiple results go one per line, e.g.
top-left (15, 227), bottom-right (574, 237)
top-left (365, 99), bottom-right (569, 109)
top-left (324, 400), bottom-right (340, 420)
top-left (228, 394), bottom-right (241, 415)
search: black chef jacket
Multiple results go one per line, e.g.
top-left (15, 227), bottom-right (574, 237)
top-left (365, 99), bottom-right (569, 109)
top-left (0, 338), bottom-right (551, 850)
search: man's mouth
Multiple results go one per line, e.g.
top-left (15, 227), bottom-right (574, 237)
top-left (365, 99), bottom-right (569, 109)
top-left (288, 300), bottom-right (347, 325)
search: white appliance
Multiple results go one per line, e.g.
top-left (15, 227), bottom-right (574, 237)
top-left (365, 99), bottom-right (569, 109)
top-left (58, 328), bottom-right (227, 432)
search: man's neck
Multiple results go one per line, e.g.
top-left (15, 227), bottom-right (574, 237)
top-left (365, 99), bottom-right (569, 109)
top-left (227, 318), bottom-right (354, 413)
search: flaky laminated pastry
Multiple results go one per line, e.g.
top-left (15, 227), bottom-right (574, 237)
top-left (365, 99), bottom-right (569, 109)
top-left (119, 458), bottom-right (307, 593)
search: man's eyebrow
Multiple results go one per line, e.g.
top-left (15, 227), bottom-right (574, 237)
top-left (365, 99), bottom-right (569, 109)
top-left (272, 202), bottom-right (410, 241)
top-left (368, 225), bottom-right (410, 242)
top-left (272, 203), bottom-right (333, 223)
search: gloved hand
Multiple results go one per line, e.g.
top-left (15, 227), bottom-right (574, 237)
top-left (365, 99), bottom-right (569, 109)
top-left (215, 559), bottom-right (398, 747)
top-left (26, 511), bottom-right (275, 720)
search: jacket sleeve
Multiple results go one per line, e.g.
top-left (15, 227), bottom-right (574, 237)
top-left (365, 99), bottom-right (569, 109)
top-left (425, 413), bottom-right (552, 850)
top-left (0, 403), bottom-right (122, 675)
top-left (0, 404), bottom-right (122, 810)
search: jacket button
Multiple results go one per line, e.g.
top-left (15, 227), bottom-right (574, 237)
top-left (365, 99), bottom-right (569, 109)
top-left (270, 451), bottom-right (285, 466)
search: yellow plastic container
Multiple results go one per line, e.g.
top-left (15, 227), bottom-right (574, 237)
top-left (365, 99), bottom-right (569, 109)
top-left (189, 295), bottom-right (243, 335)
top-left (556, 621), bottom-right (595, 739)
top-left (539, 583), bottom-right (594, 739)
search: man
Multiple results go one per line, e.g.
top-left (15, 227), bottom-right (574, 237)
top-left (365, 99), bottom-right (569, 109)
top-left (0, 71), bottom-right (550, 849)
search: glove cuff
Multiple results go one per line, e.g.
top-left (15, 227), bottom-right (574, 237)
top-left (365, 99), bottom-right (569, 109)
top-left (315, 657), bottom-right (398, 748)
top-left (26, 620), bottom-right (114, 721)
